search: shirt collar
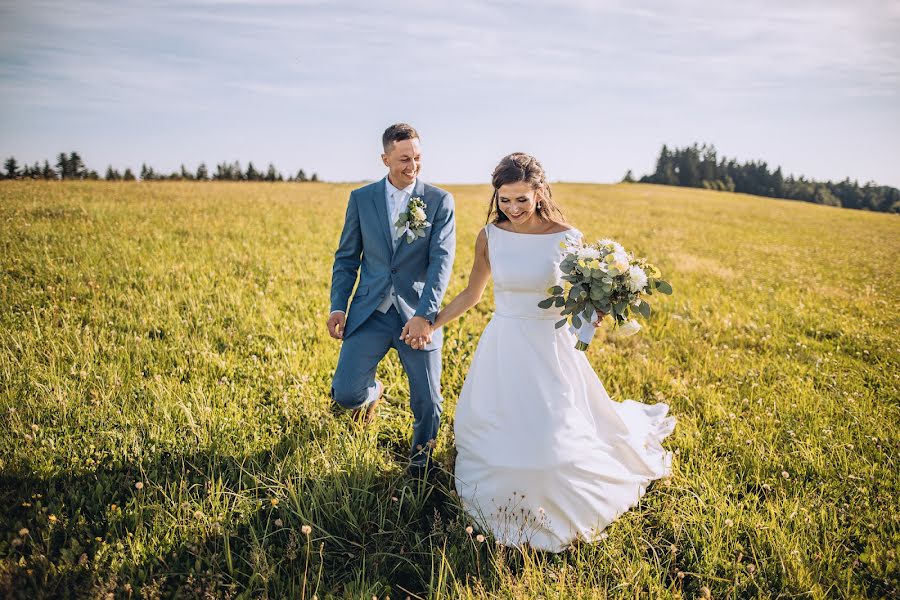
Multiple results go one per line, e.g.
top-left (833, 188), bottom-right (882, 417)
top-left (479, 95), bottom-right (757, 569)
top-left (385, 176), bottom-right (416, 198)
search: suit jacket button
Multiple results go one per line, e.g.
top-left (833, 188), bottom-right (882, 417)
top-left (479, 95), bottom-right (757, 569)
top-left (391, 268), bottom-right (397, 274)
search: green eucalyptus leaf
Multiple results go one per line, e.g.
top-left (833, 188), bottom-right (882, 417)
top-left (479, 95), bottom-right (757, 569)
top-left (537, 298), bottom-right (555, 309)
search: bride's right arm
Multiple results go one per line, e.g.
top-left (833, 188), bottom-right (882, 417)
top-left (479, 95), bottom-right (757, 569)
top-left (432, 228), bottom-right (491, 329)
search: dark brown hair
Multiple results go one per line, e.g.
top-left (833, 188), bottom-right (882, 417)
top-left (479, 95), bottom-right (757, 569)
top-left (382, 123), bottom-right (419, 152)
top-left (487, 152), bottom-right (566, 224)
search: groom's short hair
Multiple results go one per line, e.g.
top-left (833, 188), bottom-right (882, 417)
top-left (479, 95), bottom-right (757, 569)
top-left (382, 123), bottom-right (419, 152)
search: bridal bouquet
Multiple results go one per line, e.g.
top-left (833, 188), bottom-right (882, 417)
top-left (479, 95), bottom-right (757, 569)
top-left (538, 237), bottom-right (672, 350)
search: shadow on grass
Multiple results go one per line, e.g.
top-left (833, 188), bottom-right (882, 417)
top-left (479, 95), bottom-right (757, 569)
top-left (0, 430), bottom-right (486, 599)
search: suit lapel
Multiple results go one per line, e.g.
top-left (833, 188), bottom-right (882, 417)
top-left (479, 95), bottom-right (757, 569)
top-left (371, 177), bottom-right (394, 256)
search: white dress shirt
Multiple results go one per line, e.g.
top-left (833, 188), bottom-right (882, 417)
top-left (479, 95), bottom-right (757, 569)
top-left (375, 177), bottom-right (415, 313)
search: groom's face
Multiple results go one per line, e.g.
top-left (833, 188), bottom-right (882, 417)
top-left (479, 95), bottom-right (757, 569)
top-left (382, 138), bottom-right (421, 188)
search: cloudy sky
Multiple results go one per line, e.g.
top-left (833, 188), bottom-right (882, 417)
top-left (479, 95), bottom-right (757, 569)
top-left (2, 0), bottom-right (898, 186)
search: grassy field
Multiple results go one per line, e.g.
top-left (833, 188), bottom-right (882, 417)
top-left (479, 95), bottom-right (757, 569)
top-left (0, 180), bottom-right (898, 599)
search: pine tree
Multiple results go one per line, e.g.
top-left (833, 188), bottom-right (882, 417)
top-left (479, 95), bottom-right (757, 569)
top-left (56, 153), bottom-right (69, 179)
top-left (296, 168), bottom-right (308, 182)
top-left (196, 163), bottom-right (208, 180)
top-left (68, 152), bottom-right (85, 179)
top-left (123, 168), bottom-right (136, 181)
top-left (3, 157), bottom-right (19, 179)
top-left (265, 163), bottom-right (278, 182)
top-left (42, 160), bottom-right (56, 180)
top-left (622, 169), bottom-right (635, 183)
top-left (310, 172), bottom-right (319, 182)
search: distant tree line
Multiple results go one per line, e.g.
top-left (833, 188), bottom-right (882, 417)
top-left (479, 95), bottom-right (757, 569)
top-left (625, 144), bottom-right (899, 213)
top-left (0, 152), bottom-right (320, 183)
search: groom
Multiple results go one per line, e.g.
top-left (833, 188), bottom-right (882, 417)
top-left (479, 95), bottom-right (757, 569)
top-left (327, 123), bottom-right (456, 476)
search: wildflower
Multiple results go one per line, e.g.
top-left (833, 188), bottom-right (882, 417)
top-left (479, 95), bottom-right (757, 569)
top-left (274, 518), bottom-right (283, 527)
top-left (194, 511), bottom-right (203, 520)
top-left (747, 563), bottom-right (756, 574)
top-left (465, 526), bottom-right (473, 535)
top-left (270, 498), bottom-right (279, 507)
top-left (31, 424), bottom-right (39, 432)
top-left (475, 534), bottom-right (485, 543)
top-left (677, 571), bottom-right (685, 580)
top-left (135, 481), bottom-right (144, 490)
top-left (49, 514), bottom-right (58, 522)
top-left (725, 518), bottom-right (733, 527)
top-left (301, 525), bottom-right (312, 536)
top-left (781, 471), bottom-right (790, 479)
top-left (700, 586), bottom-right (711, 599)
top-left (18, 528), bottom-right (28, 537)
top-left (391, 496), bottom-right (398, 502)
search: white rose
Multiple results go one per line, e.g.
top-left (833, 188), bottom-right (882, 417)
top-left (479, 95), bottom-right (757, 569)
top-left (412, 207), bottom-right (426, 221)
top-left (616, 319), bottom-right (641, 337)
top-left (627, 265), bottom-right (648, 292)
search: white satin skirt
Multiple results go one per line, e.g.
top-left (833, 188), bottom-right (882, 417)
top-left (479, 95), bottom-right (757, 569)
top-left (453, 313), bottom-right (676, 552)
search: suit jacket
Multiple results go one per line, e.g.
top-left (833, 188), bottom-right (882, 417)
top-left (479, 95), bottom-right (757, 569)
top-left (330, 177), bottom-right (456, 348)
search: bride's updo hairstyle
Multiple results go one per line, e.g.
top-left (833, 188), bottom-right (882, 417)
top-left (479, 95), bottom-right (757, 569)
top-left (487, 152), bottom-right (566, 224)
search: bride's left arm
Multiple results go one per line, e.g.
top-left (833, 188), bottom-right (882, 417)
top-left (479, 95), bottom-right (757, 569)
top-left (431, 228), bottom-right (491, 330)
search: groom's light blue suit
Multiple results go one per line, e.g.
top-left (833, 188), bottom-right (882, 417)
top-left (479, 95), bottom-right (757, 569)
top-left (330, 176), bottom-right (455, 466)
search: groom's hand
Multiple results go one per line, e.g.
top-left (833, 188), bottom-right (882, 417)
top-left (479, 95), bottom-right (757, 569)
top-left (401, 316), bottom-right (432, 350)
top-left (327, 311), bottom-right (346, 340)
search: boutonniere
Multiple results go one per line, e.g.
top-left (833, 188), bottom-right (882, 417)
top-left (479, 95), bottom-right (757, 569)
top-left (394, 196), bottom-right (431, 243)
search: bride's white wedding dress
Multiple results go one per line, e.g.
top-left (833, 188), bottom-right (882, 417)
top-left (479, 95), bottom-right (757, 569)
top-left (453, 223), bottom-right (676, 552)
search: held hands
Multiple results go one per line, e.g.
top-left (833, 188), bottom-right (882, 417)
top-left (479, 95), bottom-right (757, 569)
top-left (401, 316), bottom-right (433, 350)
top-left (592, 310), bottom-right (608, 328)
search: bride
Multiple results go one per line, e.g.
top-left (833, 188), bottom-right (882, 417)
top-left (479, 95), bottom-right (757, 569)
top-left (424, 153), bottom-right (676, 552)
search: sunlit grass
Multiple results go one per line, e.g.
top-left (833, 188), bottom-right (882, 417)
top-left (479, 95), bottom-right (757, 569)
top-left (0, 180), bottom-right (897, 598)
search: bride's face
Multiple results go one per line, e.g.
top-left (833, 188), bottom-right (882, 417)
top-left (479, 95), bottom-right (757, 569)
top-left (497, 181), bottom-right (538, 224)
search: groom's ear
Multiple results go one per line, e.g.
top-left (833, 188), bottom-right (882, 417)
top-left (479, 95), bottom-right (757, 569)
top-left (381, 153), bottom-right (390, 168)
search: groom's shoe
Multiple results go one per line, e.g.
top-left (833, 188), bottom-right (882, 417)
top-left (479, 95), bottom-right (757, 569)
top-left (352, 380), bottom-right (384, 425)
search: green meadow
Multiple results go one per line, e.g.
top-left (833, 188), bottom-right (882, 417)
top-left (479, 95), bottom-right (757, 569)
top-left (0, 180), bottom-right (897, 599)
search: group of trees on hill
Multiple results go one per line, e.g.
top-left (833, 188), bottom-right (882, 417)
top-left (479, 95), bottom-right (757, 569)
top-left (0, 153), bottom-right (320, 183)
top-left (625, 143), bottom-right (899, 213)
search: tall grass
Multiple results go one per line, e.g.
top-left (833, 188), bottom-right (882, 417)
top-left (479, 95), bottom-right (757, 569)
top-left (0, 181), bottom-right (897, 598)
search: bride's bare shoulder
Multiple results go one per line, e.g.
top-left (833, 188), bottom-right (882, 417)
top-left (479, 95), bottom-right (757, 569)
top-left (545, 221), bottom-right (575, 234)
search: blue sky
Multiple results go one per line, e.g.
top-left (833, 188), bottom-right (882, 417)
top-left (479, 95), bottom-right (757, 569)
top-left (2, 0), bottom-right (898, 186)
